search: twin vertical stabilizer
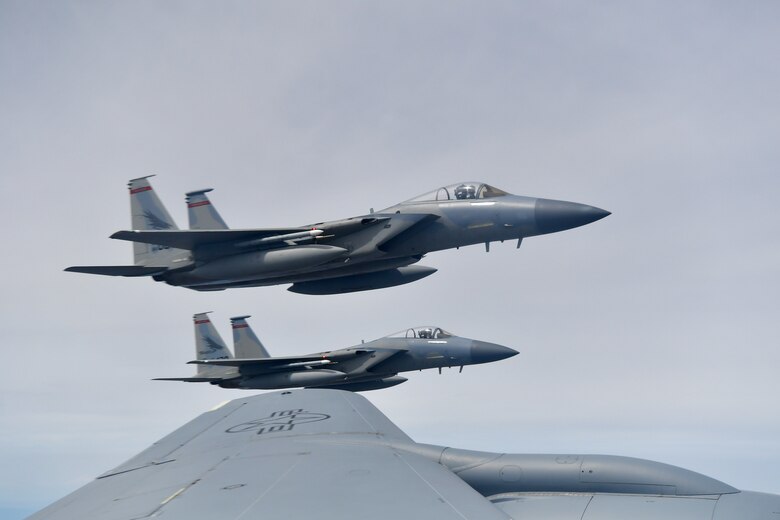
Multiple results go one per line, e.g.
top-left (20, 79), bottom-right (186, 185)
top-left (188, 313), bottom-right (270, 379)
top-left (186, 189), bottom-right (229, 230)
top-left (156, 313), bottom-right (270, 383)
top-left (193, 312), bottom-right (234, 378)
top-left (128, 176), bottom-right (190, 268)
top-left (231, 315), bottom-right (270, 358)
top-left (129, 178), bottom-right (229, 267)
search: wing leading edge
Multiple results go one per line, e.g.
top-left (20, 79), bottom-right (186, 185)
top-left (109, 213), bottom-right (437, 252)
top-left (29, 390), bottom-right (509, 520)
top-left (110, 228), bottom-right (313, 250)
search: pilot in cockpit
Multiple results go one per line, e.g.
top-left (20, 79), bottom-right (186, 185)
top-left (454, 184), bottom-right (477, 199)
top-left (418, 328), bottom-right (434, 339)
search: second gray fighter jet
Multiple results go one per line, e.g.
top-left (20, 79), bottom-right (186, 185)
top-left (155, 313), bottom-right (518, 391)
top-left (66, 177), bottom-right (609, 294)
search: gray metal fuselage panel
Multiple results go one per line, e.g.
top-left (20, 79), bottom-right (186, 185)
top-left (29, 390), bottom-right (780, 520)
top-left (28, 390), bottom-right (508, 520)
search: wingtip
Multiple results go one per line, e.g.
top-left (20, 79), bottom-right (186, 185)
top-left (109, 230), bottom-right (130, 240)
top-left (128, 174), bottom-right (157, 183)
top-left (185, 188), bottom-right (214, 197)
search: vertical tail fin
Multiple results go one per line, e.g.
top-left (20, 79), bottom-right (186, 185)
top-left (128, 176), bottom-right (183, 266)
top-left (230, 315), bottom-right (271, 359)
top-left (193, 312), bottom-right (234, 378)
top-left (186, 189), bottom-right (229, 230)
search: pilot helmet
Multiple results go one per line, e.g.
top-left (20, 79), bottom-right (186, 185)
top-left (418, 328), bottom-right (434, 338)
top-left (454, 184), bottom-right (476, 199)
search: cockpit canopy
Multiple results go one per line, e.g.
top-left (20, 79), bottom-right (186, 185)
top-left (404, 182), bottom-right (509, 203)
top-left (386, 326), bottom-right (453, 339)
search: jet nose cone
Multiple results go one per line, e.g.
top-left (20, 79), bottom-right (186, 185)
top-left (470, 341), bottom-right (519, 364)
top-left (534, 198), bottom-right (611, 235)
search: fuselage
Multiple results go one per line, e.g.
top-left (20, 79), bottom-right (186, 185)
top-left (215, 330), bottom-right (517, 391)
top-left (159, 186), bottom-right (609, 291)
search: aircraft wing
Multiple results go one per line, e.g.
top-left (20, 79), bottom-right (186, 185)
top-left (189, 350), bottom-right (375, 375)
top-left (109, 214), bottom-right (434, 253)
top-left (29, 390), bottom-right (509, 520)
top-left (110, 228), bottom-right (312, 250)
top-left (188, 355), bottom-right (330, 367)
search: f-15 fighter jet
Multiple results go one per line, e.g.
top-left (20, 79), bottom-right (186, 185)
top-left (66, 176), bottom-right (609, 294)
top-left (155, 312), bottom-right (518, 391)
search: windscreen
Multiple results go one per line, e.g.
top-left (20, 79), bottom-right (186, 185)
top-left (404, 182), bottom-right (508, 203)
top-left (386, 326), bottom-right (453, 339)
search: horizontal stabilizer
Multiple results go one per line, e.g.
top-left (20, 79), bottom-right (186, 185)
top-left (152, 377), bottom-right (224, 382)
top-left (111, 228), bottom-right (311, 250)
top-left (65, 265), bottom-right (168, 277)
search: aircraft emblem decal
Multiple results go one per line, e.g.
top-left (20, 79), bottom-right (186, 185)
top-left (143, 210), bottom-right (173, 230)
top-left (198, 336), bottom-right (224, 356)
top-left (226, 409), bottom-right (331, 435)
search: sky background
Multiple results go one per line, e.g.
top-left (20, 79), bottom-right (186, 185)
top-left (2, 2), bottom-right (779, 518)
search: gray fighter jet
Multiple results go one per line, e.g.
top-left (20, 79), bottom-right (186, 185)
top-left (155, 312), bottom-right (518, 391)
top-left (29, 389), bottom-right (780, 519)
top-left (66, 176), bottom-right (609, 293)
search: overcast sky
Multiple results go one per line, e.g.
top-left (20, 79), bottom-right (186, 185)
top-left (2, 2), bottom-right (779, 518)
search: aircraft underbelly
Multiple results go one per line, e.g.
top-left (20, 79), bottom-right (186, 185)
top-left (174, 255), bottom-right (423, 289)
top-left (165, 246), bottom-right (350, 286)
top-left (241, 370), bottom-right (346, 389)
top-left (493, 493), bottom-right (718, 520)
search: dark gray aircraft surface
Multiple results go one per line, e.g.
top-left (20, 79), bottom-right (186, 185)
top-left (155, 312), bottom-right (518, 391)
top-left (29, 389), bottom-right (780, 519)
top-left (66, 176), bottom-right (609, 293)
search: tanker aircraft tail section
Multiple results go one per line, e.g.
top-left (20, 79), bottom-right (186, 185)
top-left (29, 390), bottom-right (780, 520)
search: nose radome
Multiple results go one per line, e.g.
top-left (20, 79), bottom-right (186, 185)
top-left (470, 341), bottom-right (519, 364)
top-left (534, 198), bottom-right (610, 235)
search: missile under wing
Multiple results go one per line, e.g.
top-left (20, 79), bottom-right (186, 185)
top-left (28, 389), bottom-right (780, 520)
